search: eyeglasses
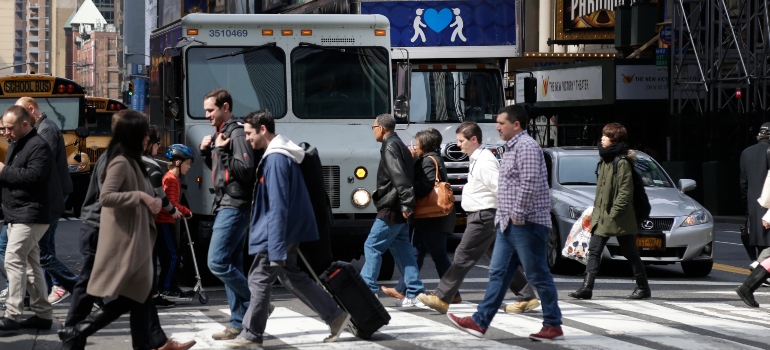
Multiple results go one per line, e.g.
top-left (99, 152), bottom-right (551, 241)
top-left (371, 125), bottom-right (381, 130)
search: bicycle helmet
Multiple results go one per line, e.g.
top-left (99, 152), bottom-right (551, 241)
top-left (165, 144), bottom-right (195, 162)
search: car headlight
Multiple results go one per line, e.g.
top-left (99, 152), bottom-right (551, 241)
top-left (681, 209), bottom-right (710, 227)
top-left (568, 206), bottom-right (586, 220)
top-left (69, 163), bottom-right (88, 173)
top-left (351, 188), bottom-right (371, 208)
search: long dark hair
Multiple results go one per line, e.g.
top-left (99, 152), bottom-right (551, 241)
top-left (144, 125), bottom-right (160, 155)
top-left (101, 110), bottom-right (150, 183)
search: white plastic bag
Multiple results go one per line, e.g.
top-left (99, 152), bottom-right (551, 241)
top-left (758, 171), bottom-right (770, 208)
top-left (562, 206), bottom-right (593, 265)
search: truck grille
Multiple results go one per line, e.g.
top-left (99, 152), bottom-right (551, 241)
top-left (638, 218), bottom-right (674, 231)
top-left (322, 166), bottom-right (340, 208)
top-left (442, 144), bottom-right (470, 197)
top-left (85, 148), bottom-right (106, 164)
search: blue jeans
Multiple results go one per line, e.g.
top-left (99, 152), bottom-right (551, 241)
top-left (472, 221), bottom-right (562, 329)
top-left (40, 215), bottom-right (79, 292)
top-left (395, 228), bottom-right (454, 296)
top-left (208, 208), bottom-right (251, 329)
top-left (0, 224), bottom-right (7, 283)
top-left (360, 219), bottom-right (425, 298)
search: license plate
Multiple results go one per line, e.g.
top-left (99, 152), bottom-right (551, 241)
top-left (636, 232), bottom-right (665, 251)
top-left (456, 216), bottom-right (467, 226)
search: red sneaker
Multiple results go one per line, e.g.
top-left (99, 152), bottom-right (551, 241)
top-left (529, 325), bottom-right (564, 341)
top-left (447, 313), bottom-right (485, 338)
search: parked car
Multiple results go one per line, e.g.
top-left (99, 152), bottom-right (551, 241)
top-left (543, 147), bottom-right (714, 277)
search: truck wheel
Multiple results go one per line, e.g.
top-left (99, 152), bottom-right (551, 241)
top-left (378, 250), bottom-right (395, 280)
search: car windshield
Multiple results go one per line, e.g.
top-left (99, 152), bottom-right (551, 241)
top-left (408, 70), bottom-right (502, 123)
top-left (558, 154), bottom-right (673, 188)
top-left (0, 97), bottom-right (81, 130)
top-left (186, 46), bottom-right (287, 119)
top-left (291, 46), bottom-right (390, 119)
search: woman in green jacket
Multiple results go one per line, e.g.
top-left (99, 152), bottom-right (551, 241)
top-left (569, 123), bottom-right (651, 300)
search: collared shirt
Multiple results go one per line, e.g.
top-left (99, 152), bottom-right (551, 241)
top-left (461, 146), bottom-right (499, 212)
top-left (495, 130), bottom-right (551, 230)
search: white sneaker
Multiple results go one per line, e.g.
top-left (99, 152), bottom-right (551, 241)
top-left (48, 286), bottom-right (71, 305)
top-left (0, 288), bottom-right (7, 303)
top-left (223, 335), bottom-right (262, 348)
top-left (396, 297), bottom-right (424, 307)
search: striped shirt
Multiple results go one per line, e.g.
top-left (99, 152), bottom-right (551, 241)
top-left (495, 130), bottom-right (552, 231)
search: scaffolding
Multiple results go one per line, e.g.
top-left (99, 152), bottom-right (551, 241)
top-left (670, 0), bottom-right (769, 161)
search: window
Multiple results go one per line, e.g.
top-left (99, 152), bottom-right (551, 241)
top-left (291, 46), bottom-right (389, 119)
top-left (407, 70), bottom-right (502, 123)
top-left (186, 46), bottom-right (287, 119)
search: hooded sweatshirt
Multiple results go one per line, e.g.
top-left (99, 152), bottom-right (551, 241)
top-left (248, 134), bottom-right (318, 262)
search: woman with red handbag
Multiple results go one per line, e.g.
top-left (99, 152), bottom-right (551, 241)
top-left (382, 128), bottom-right (457, 306)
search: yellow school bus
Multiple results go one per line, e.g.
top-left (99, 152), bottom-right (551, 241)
top-left (0, 74), bottom-right (91, 214)
top-left (84, 97), bottom-right (126, 164)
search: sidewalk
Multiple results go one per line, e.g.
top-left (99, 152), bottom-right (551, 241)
top-left (713, 216), bottom-right (744, 225)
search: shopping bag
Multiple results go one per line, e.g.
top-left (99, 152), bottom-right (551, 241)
top-left (562, 206), bottom-right (593, 265)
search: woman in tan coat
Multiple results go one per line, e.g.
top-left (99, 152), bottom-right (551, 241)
top-left (60, 110), bottom-right (162, 350)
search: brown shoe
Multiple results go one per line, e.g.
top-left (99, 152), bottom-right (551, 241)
top-left (417, 293), bottom-right (449, 314)
top-left (504, 299), bottom-right (541, 314)
top-left (451, 295), bottom-right (462, 304)
top-left (156, 339), bottom-right (196, 350)
top-left (380, 286), bottom-right (405, 300)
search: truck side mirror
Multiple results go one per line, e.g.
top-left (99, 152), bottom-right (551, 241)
top-left (394, 62), bottom-right (411, 119)
top-left (523, 76), bottom-right (537, 104)
top-left (86, 106), bottom-right (97, 124)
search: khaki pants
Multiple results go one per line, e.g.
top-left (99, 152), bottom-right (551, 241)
top-left (4, 222), bottom-right (52, 321)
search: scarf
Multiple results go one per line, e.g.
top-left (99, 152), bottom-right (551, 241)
top-left (599, 142), bottom-right (628, 163)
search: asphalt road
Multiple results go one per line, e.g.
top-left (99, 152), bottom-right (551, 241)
top-left (1, 220), bottom-right (768, 350)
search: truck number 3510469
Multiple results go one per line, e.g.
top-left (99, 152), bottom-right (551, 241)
top-left (209, 29), bottom-right (248, 37)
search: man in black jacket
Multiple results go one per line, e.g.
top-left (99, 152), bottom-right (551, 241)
top-left (199, 88), bottom-right (257, 340)
top-left (16, 97), bottom-right (78, 305)
top-left (0, 105), bottom-right (54, 330)
top-left (360, 113), bottom-right (425, 307)
top-left (740, 122), bottom-right (770, 262)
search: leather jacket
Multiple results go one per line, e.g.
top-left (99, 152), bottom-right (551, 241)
top-left (372, 132), bottom-right (415, 213)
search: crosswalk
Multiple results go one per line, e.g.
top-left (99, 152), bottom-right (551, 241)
top-left (152, 298), bottom-right (770, 350)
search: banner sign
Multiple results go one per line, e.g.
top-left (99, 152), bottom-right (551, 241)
top-left (361, 0), bottom-right (516, 48)
top-left (515, 66), bottom-right (603, 103)
top-left (616, 65), bottom-right (668, 100)
top-left (564, 0), bottom-right (623, 30)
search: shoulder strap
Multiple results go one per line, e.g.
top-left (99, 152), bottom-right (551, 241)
top-left (427, 155), bottom-right (441, 182)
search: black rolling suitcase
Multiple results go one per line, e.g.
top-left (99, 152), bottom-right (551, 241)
top-left (298, 252), bottom-right (390, 339)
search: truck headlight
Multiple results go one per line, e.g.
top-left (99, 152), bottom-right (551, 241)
top-left (681, 209), bottom-right (710, 227)
top-left (351, 188), bottom-right (371, 208)
top-left (69, 163), bottom-right (88, 173)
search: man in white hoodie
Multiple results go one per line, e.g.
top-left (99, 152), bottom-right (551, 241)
top-left (225, 110), bottom-right (350, 349)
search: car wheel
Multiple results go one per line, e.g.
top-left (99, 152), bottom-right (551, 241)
top-left (681, 260), bottom-right (713, 277)
top-left (547, 217), bottom-right (582, 274)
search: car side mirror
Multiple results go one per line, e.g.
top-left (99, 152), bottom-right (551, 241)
top-left (394, 62), bottom-right (411, 120)
top-left (679, 179), bottom-right (696, 192)
top-left (75, 126), bottom-right (90, 139)
top-left (86, 106), bottom-right (97, 124)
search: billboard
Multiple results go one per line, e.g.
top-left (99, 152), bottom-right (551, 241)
top-left (555, 0), bottom-right (625, 42)
top-left (361, 0), bottom-right (517, 49)
top-left (515, 66), bottom-right (603, 103)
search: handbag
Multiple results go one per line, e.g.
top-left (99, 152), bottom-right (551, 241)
top-left (413, 156), bottom-right (455, 219)
top-left (562, 207), bottom-right (593, 265)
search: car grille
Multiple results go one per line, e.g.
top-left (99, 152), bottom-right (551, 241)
top-left (638, 218), bottom-right (674, 231)
top-left (85, 148), bottom-right (106, 164)
top-left (322, 166), bottom-right (340, 208)
top-left (442, 144), bottom-right (470, 197)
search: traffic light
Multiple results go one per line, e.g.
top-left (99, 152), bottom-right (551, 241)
top-left (128, 81), bottom-right (135, 96)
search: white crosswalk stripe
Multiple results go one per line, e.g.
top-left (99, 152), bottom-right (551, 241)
top-left (187, 299), bottom-right (770, 349)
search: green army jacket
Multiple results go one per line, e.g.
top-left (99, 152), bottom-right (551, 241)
top-left (590, 150), bottom-right (638, 237)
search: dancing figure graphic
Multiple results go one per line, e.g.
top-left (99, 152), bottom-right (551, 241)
top-left (449, 8), bottom-right (467, 42)
top-left (411, 9), bottom-right (427, 43)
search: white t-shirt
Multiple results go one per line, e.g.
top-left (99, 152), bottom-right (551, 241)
top-left (461, 147), bottom-right (499, 212)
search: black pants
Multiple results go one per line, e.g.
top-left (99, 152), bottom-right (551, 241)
top-left (586, 234), bottom-right (646, 276)
top-left (65, 223), bottom-right (167, 348)
top-left (96, 294), bottom-right (164, 350)
top-left (155, 223), bottom-right (181, 292)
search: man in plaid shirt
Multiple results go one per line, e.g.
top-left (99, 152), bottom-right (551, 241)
top-left (447, 105), bottom-right (563, 341)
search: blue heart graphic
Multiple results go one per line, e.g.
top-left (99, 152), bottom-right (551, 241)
top-left (423, 8), bottom-right (453, 33)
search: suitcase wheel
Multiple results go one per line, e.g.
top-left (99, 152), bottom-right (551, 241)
top-left (349, 322), bottom-right (374, 340)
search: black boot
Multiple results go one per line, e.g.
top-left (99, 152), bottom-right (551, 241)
top-left (627, 274), bottom-right (652, 299)
top-left (568, 273), bottom-right (595, 299)
top-left (736, 267), bottom-right (770, 307)
top-left (59, 308), bottom-right (112, 350)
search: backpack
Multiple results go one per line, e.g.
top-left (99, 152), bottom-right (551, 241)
top-left (612, 156), bottom-right (652, 224)
top-left (297, 142), bottom-right (334, 275)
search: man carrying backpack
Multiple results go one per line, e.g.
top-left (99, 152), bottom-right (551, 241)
top-left (568, 122), bottom-right (651, 300)
top-left (224, 110), bottom-right (350, 349)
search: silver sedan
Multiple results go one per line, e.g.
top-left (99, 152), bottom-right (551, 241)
top-left (543, 147), bottom-right (715, 277)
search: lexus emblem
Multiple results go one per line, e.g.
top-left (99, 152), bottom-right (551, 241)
top-left (641, 220), bottom-right (654, 230)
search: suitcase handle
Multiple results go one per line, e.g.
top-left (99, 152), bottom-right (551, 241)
top-left (297, 248), bottom-right (325, 287)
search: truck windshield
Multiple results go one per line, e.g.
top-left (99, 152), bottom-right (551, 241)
top-left (186, 46), bottom-right (286, 119)
top-left (0, 97), bottom-right (81, 130)
top-left (409, 70), bottom-right (502, 123)
top-left (291, 46), bottom-right (390, 119)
